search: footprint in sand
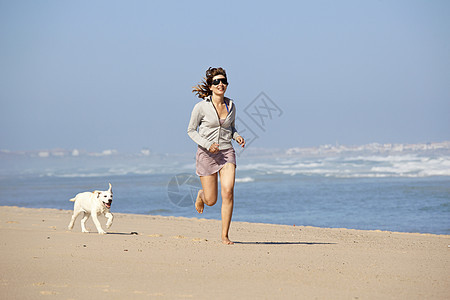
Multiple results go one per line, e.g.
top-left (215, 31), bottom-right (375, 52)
top-left (148, 234), bottom-right (163, 237)
top-left (192, 238), bottom-right (207, 242)
top-left (40, 291), bottom-right (59, 295)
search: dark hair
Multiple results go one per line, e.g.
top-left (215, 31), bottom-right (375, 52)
top-left (192, 67), bottom-right (227, 99)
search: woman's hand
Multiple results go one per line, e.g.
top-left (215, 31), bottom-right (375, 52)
top-left (236, 136), bottom-right (245, 148)
top-left (209, 143), bottom-right (220, 154)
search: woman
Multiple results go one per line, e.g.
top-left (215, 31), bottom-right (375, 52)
top-left (187, 67), bottom-right (245, 245)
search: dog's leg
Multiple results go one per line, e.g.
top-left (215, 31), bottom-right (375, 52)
top-left (105, 212), bottom-right (114, 229)
top-left (91, 212), bottom-right (106, 235)
top-left (80, 212), bottom-right (90, 233)
top-left (68, 210), bottom-right (82, 230)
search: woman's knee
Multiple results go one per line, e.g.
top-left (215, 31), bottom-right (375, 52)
top-left (203, 190), bottom-right (218, 206)
top-left (221, 187), bottom-right (234, 202)
top-left (200, 174), bottom-right (218, 206)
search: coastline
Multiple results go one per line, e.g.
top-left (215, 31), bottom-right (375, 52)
top-left (1, 206), bottom-right (449, 299)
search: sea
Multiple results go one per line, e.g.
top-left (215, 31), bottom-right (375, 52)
top-left (1, 142), bottom-right (449, 235)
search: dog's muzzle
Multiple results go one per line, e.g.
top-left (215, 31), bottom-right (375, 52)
top-left (105, 200), bottom-right (112, 209)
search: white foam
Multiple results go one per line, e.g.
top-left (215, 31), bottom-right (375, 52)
top-left (238, 154), bottom-right (450, 178)
top-left (235, 177), bottom-right (255, 183)
top-left (2, 144), bottom-right (449, 179)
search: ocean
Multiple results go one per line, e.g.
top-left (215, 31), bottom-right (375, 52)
top-left (1, 142), bottom-right (449, 235)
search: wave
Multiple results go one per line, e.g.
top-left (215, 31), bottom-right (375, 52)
top-left (2, 146), bottom-right (450, 179)
top-left (235, 177), bottom-right (255, 183)
top-left (238, 154), bottom-right (450, 178)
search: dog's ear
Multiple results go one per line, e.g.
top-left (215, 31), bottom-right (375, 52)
top-left (108, 183), bottom-right (112, 193)
top-left (93, 191), bottom-right (101, 198)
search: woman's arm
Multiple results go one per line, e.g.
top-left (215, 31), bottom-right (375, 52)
top-left (187, 103), bottom-right (215, 150)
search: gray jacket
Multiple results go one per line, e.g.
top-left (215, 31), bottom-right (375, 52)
top-left (187, 96), bottom-right (240, 150)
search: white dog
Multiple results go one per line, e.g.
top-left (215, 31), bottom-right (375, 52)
top-left (68, 183), bottom-right (114, 234)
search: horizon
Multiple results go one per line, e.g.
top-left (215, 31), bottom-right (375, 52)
top-left (2, 140), bottom-right (449, 157)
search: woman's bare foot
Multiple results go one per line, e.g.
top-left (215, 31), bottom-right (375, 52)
top-left (222, 236), bottom-right (234, 245)
top-left (195, 190), bottom-right (204, 214)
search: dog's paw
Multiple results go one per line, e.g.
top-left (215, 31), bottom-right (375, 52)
top-left (82, 229), bottom-right (89, 233)
top-left (98, 230), bottom-right (107, 235)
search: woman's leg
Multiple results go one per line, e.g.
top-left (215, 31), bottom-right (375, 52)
top-left (195, 173), bottom-right (218, 213)
top-left (219, 163), bottom-right (236, 245)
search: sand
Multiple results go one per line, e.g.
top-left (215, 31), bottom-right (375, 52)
top-left (0, 206), bottom-right (449, 299)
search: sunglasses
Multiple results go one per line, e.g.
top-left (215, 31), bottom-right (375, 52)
top-left (212, 78), bottom-right (228, 86)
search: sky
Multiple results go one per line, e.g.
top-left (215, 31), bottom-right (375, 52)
top-left (1, 0), bottom-right (449, 154)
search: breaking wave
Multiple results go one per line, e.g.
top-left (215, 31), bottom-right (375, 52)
top-left (238, 154), bottom-right (450, 178)
top-left (1, 142), bottom-right (449, 179)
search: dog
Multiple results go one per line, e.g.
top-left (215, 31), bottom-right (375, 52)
top-left (68, 183), bottom-right (114, 234)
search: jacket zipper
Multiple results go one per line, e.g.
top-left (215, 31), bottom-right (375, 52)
top-left (210, 98), bottom-right (230, 147)
top-left (211, 100), bottom-right (222, 146)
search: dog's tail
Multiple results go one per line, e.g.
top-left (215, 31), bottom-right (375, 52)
top-left (69, 197), bottom-right (76, 202)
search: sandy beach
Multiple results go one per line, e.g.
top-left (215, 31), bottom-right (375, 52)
top-left (0, 206), bottom-right (448, 299)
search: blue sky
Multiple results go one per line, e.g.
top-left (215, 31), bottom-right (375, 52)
top-left (1, 0), bottom-right (449, 154)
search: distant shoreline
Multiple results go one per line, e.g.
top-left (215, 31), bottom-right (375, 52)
top-left (1, 140), bottom-right (449, 158)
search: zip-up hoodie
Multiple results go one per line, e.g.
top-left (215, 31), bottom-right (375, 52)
top-left (187, 96), bottom-right (240, 151)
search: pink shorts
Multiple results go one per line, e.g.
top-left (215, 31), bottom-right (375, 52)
top-left (196, 146), bottom-right (236, 176)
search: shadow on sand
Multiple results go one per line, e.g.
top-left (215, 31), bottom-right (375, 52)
top-left (233, 241), bottom-right (336, 245)
top-left (107, 231), bottom-right (139, 236)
